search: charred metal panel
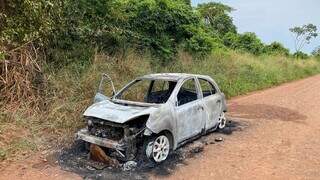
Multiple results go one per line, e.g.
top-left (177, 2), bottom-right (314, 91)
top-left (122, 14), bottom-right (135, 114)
top-left (83, 100), bottom-right (156, 124)
top-left (144, 103), bottom-right (177, 148)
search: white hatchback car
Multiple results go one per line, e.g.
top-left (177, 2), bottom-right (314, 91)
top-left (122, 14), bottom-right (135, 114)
top-left (77, 73), bottom-right (227, 163)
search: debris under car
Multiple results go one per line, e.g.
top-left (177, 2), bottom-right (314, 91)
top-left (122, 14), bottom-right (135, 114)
top-left (76, 73), bottom-right (228, 165)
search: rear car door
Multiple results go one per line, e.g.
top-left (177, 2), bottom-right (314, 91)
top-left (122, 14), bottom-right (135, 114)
top-left (175, 78), bottom-right (206, 143)
top-left (198, 78), bottom-right (222, 130)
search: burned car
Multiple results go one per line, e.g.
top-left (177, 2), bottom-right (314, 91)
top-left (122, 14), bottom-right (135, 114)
top-left (76, 73), bottom-right (227, 163)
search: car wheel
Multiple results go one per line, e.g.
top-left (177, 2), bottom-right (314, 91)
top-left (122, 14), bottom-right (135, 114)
top-left (144, 134), bottom-right (170, 163)
top-left (218, 112), bottom-right (227, 129)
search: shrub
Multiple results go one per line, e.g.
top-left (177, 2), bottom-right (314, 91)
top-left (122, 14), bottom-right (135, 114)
top-left (293, 51), bottom-right (309, 59)
top-left (264, 42), bottom-right (290, 56)
top-left (222, 32), bottom-right (239, 49)
top-left (237, 32), bottom-right (265, 55)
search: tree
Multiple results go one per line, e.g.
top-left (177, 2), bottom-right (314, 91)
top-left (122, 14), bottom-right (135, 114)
top-left (124, 0), bottom-right (208, 61)
top-left (293, 51), bottom-right (309, 59)
top-left (289, 24), bottom-right (318, 53)
top-left (237, 32), bottom-right (265, 55)
top-left (264, 41), bottom-right (290, 56)
top-left (196, 2), bottom-right (236, 36)
top-left (312, 46), bottom-right (320, 57)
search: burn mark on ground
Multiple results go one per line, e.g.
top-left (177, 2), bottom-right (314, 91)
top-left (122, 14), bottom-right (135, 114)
top-left (58, 118), bottom-right (247, 179)
top-left (228, 104), bottom-right (307, 123)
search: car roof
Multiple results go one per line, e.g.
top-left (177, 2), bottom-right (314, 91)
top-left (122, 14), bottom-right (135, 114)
top-left (138, 73), bottom-right (211, 81)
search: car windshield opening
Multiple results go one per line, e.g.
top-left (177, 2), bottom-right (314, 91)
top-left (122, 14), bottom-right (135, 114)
top-left (115, 79), bottom-right (177, 104)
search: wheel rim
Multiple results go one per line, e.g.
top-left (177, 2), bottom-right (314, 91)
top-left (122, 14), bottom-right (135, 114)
top-left (218, 112), bottom-right (226, 129)
top-left (151, 135), bottom-right (170, 162)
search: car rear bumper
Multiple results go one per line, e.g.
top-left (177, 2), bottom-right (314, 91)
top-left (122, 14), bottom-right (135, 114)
top-left (76, 128), bottom-right (125, 151)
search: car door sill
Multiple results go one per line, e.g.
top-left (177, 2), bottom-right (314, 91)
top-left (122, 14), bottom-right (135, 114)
top-left (177, 123), bottom-right (218, 148)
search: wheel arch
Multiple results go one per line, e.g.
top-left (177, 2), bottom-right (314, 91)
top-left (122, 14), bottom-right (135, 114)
top-left (144, 128), bottom-right (177, 150)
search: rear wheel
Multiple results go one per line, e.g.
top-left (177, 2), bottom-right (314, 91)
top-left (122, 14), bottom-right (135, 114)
top-left (218, 112), bottom-right (227, 129)
top-left (144, 134), bottom-right (170, 163)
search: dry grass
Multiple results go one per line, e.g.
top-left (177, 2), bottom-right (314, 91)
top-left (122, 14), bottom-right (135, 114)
top-left (0, 43), bottom-right (46, 112)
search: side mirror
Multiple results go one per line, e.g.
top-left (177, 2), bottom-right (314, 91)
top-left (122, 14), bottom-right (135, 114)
top-left (97, 73), bottom-right (116, 98)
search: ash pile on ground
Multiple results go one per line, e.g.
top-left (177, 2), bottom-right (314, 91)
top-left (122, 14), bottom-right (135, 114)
top-left (58, 119), bottom-right (247, 180)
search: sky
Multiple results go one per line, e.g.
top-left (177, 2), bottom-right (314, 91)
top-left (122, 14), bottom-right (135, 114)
top-left (192, 0), bottom-right (320, 54)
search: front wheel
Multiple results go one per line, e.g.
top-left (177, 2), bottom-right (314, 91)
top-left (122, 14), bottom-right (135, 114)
top-left (218, 112), bottom-right (227, 129)
top-left (144, 134), bottom-right (170, 163)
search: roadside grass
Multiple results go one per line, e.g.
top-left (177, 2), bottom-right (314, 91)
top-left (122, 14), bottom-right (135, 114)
top-left (1, 50), bottom-right (320, 162)
top-left (0, 112), bottom-right (38, 161)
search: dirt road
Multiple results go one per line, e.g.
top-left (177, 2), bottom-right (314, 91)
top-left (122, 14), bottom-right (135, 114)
top-left (1, 74), bottom-right (320, 179)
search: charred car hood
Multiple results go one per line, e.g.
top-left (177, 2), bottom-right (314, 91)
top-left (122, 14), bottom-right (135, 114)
top-left (83, 100), bottom-right (157, 124)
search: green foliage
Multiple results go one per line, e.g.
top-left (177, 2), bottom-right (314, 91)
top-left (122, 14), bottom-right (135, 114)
top-left (237, 32), bottom-right (265, 55)
top-left (182, 0), bottom-right (191, 6)
top-left (222, 32), bottom-right (239, 49)
top-left (0, 0), bottom-right (58, 47)
top-left (123, 0), bottom-right (205, 61)
top-left (223, 32), bottom-right (265, 55)
top-left (289, 24), bottom-right (318, 53)
top-left (182, 26), bottom-right (219, 57)
top-left (312, 46), bottom-right (320, 57)
top-left (293, 51), bottom-right (309, 59)
top-left (197, 2), bottom-right (236, 36)
top-left (44, 0), bottom-right (212, 63)
top-left (264, 42), bottom-right (290, 56)
top-left (3, 0), bottom-right (307, 62)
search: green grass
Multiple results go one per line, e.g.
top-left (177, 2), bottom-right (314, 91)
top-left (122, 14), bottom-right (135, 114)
top-left (1, 50), bottom-right (320, 161)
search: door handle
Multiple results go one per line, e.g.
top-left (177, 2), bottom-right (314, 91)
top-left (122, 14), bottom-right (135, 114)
top-left (197, 106), bottom-right (204, 111)
top-left (216, 100), bottom-right (221, 104)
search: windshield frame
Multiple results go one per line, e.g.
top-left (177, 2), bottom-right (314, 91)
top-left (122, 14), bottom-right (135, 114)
top-left (112, 78), bottom-right (177, 105)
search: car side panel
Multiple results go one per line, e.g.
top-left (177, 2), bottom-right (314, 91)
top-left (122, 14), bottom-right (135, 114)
top-left (145, 102), bottom-right (178, 149)
top-left (174, 99), bottom-right (206, 142)
top-left (202, 93), bottom-right (223, 130)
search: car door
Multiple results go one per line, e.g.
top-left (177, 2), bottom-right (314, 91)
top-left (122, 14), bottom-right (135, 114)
top-left (198, 78), bottom-right (222, 130)
top-left (175, 78), bottom-right (206, 143)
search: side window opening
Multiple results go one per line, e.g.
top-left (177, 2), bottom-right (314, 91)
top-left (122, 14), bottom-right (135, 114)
top-left (147, 80), bottom-right (177, 103)
top-left (116, 79), bottom-right (176, 104)
top-left (199, 79), bottom-right (216, 97)
top-left (177, 78), bottom-right (198, 106)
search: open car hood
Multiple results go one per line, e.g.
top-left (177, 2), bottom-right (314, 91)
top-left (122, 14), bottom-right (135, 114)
top-left (83, 100), bottom-right (157, 124)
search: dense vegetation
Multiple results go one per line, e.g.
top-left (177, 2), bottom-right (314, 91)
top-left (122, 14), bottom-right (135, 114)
top-left (0, 0), bottom-right (319, 161)
top-left (1, 0), bottom-right (294, 63)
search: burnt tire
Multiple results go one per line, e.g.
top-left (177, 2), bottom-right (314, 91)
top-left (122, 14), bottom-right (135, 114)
top-left (143, 133), bottom-right (171, 163)
top-left (83, 141), bottom-right (91, 152)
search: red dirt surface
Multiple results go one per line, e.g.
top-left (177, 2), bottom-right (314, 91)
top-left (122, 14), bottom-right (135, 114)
top-left (1, 74), bottom-right (320, 180)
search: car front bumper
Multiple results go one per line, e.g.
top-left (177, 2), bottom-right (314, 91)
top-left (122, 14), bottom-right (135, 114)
top-left (76, 128), bottom-right (125, 151)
